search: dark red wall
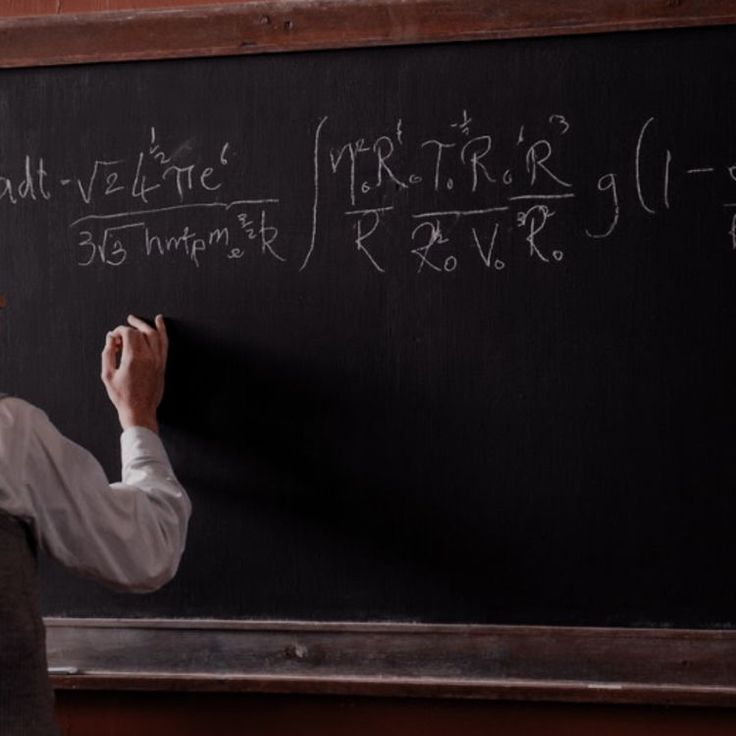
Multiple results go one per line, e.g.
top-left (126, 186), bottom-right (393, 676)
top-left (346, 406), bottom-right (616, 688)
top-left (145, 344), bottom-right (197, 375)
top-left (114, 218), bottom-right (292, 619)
top-left (54, 692), bottom-right (736, 736)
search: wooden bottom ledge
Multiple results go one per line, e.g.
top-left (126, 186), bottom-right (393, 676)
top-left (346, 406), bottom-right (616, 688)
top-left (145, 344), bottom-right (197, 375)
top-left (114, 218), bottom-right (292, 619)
top-left (45, 619), bottom-right (736, 707)
top-left (48, 673), bottom-right (736, 708)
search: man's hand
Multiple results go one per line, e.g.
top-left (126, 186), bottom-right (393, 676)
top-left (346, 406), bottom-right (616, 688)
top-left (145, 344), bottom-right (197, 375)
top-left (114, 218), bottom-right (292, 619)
top-left (101, 314), bottom-right (169, 434)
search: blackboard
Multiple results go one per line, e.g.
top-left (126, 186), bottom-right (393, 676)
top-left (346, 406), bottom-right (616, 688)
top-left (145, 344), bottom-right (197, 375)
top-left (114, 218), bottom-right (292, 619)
top-left (1, 23), bottom-right (735, 629)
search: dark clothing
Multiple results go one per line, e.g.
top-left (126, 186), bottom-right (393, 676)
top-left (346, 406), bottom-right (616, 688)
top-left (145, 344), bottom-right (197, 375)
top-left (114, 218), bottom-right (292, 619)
top-left (0, 512), bottom-right (58, 735)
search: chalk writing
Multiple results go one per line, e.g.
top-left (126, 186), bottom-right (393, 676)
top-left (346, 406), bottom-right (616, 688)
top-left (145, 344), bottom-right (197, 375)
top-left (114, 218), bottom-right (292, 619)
top-left (0, 113), bottom-right (732, 273)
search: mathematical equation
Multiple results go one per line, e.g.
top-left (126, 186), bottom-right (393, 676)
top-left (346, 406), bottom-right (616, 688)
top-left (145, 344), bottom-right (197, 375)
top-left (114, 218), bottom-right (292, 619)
top-left (1, 114), bottom-right (735, 271)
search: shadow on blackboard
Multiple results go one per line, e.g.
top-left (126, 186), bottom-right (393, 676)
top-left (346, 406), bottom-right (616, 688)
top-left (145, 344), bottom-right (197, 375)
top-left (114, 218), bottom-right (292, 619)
top-left (157, 319), bottom-right (525, 621)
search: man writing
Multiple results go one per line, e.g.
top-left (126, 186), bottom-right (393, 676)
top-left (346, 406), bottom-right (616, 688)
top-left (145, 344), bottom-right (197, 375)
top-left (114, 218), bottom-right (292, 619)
top-left (0, 314), bottom-right (191, 735)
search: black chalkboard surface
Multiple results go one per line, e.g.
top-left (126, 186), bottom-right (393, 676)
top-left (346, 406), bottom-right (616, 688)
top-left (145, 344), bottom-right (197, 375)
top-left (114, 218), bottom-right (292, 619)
top-left (0, 25), bottom-right (734, 628)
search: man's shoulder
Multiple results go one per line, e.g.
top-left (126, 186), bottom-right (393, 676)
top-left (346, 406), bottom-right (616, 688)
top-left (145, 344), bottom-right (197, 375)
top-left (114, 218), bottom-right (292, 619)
top-left (0, 396), bottom-right (46, 428)
top-left (0, 399), bottom-right (41, 477)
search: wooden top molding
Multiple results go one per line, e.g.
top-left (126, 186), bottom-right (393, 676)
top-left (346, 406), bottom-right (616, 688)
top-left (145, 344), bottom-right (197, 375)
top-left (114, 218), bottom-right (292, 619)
top-left (0, 0), bottom-right (735, 68)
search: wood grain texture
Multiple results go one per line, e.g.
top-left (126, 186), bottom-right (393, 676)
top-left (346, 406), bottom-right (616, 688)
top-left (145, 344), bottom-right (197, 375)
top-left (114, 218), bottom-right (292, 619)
top-left (61, 0), bottom-right (252, 12)
top-left (0, 0), bottom-right (248, 15)
top-left (46, 619), bottom-right (736, 707)
top-left (0, 0), bottom-right (59, 17)
top-left (0, 0), bottom-right (735, 68)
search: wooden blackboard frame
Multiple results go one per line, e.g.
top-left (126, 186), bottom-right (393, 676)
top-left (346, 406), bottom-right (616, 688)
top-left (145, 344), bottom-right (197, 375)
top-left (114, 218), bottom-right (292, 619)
top-left (46, 618), bottom-right (736, 707)
top-left (0, 0), bottom-right (734, 69)
top-left (1, 0), bottom-right (733, 707)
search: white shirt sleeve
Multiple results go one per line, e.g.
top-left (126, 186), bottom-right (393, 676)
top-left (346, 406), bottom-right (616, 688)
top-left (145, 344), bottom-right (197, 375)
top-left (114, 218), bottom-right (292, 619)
top-left (0, 397), bottom-right (191, 593)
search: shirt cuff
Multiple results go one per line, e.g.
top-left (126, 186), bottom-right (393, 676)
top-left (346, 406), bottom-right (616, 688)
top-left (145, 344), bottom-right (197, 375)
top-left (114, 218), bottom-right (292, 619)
top-left (120, 426), bottom-right (171, 470)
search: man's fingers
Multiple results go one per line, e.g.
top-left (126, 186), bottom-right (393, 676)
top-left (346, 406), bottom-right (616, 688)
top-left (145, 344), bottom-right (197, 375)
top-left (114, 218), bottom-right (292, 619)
top-left (100, 333), bottom-right (118, 381)
top-left (127, 314), bottom-right (155, 336)
top-left (155, 314), bottom-right (168, 363)
top-left (127, 314), bottom-right (158, 358)
top-left (107, 314), bottom-right (167, 370)
top-left (109, 326), bottom-right (142, 365)
top-left (128, 314), bottom-right (166, 363)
